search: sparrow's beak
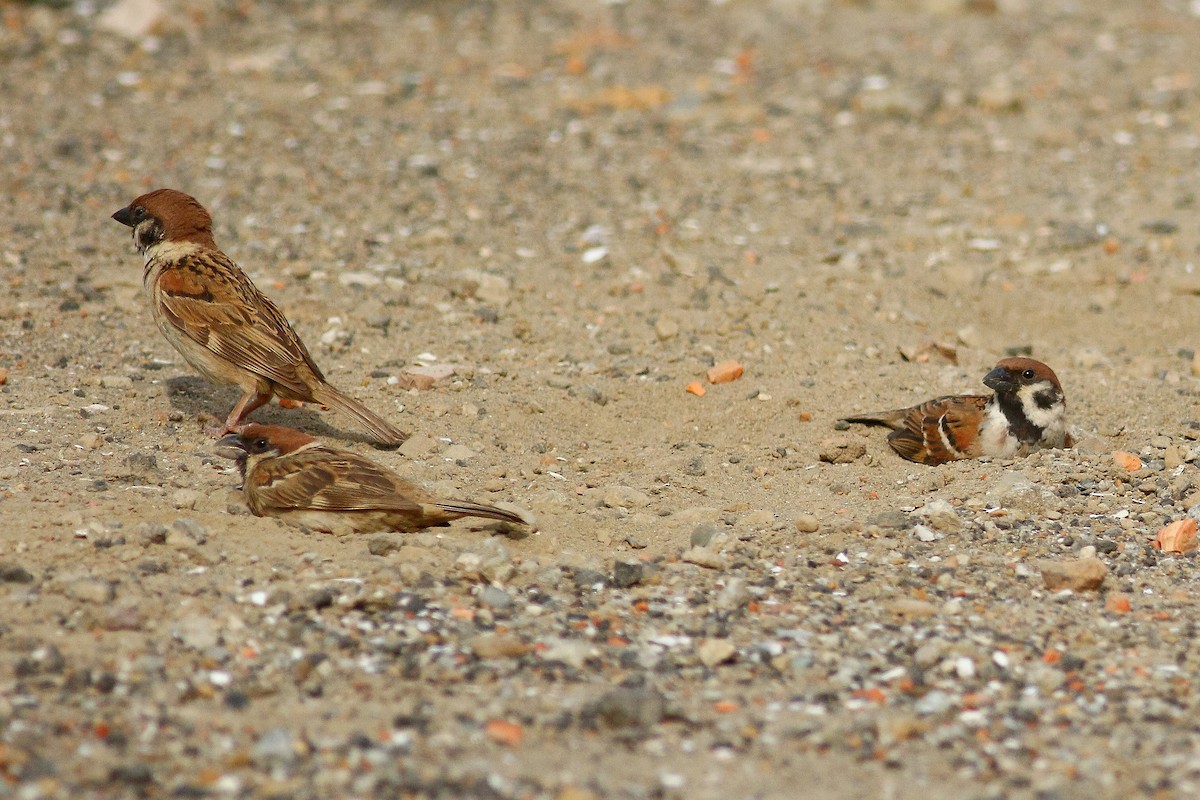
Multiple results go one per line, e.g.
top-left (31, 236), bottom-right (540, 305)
top-left (111, 205), bottom-right (135, 227)
top-left (983, 367), bottom-right (1016, 394)
top-left (214, 433), bottom-right (247, 461)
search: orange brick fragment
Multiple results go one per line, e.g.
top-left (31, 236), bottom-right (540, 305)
top-left (852, 687), bottom-right (887, 704)
top-left (1154, 518), bottom-right (1198, 553)
top-left (484, 719), bottom-right (524, 747)
top-left (278, 398), bottom-right (304, 409)
top-left (685, 381), bottom-right (706, 397)
top-left (706, 360), bottom-right (744, 384)
top-left (1104, 594), bottom-right (1132, 614)
top-left (1112, 451), bottom-right (1142, 471)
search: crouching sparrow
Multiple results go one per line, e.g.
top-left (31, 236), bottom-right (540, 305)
top-left (840, 357), bottom-right (1072, 465)
top-left (216, 425), bottom-right (531, 535)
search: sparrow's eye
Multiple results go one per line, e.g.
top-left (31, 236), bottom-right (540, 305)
top-left (1021, 369), bottom-right (1035, 380)
top-left (253, 437), bottom-right (269, 451)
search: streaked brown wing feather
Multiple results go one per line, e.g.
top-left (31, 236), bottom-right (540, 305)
top-left (251, 447), bottom-right (426, 514)
top-left (885, 427), bottom-right (930, 463)
top-left (157, 253), bottom-right (324, 396)
top-left (887, 395), bottom-right (989, 465)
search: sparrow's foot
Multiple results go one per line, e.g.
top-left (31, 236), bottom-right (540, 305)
top-left (200, 412), bottom-right (231, 438)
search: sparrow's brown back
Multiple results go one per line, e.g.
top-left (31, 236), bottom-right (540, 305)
top-left (842, 395), bottom-right (991, 465)
top-left (243, 438), bottom-right (529, 530)
top-left (154, 250), bottom-right (328, 398)
top-left (247, 444), bottom-right (430, 516)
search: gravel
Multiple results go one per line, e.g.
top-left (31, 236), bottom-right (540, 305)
top-left (4, 0), bottom-right (1200, 798)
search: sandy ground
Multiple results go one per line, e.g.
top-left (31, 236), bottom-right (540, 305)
top-left (5, 0), bottom-right (1200, 797)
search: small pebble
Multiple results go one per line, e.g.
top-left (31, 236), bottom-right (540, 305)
top-left (612, 560), bottom-right (644, 588)
top-left (818, 436), bottom-right (866, 464)
top-left (172, 489), bottom-right (200, 510)
top-left (696, 638), bottom-right (736, 667)
top-left (1038, 556), bottom-right (1107, 592)
top-left (478, 585), bottom-right (514, 609)
top-left (681, 546), bottom-right (726, 569)
top-left (63, 577), bottom-right (115, 604)
top-left (592, 687), bottom-right (666, 729)
top-left (602, 486), bottom-right (651, 509)
top-left (690, 523), bottom-right (724, 548)
top-left (794, 514), bottom-right (820, 533)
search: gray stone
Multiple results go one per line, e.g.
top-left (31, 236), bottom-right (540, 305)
top-left (478, 585), bottom-right (513, 609)
top-left (138, 523), bottom-right (168, 545)
top-left (252, 728), bottom-right (296, 765)
top-left (573, 568), bottom-right (608, 589)
top-left (170, 518), bottom-right (207, 545)
top-left (368, 537), bottom-right (403, 557)
top-left (593, 687), bottom-right (667, 729)
top-left (690, 523), bottom-right (723, 547)
top-left (0, 564), bottom-right (34, 583)
top-left (869, 511), bottom-right (912, 530)
top-left (612, 560), bottom-right (644, 588)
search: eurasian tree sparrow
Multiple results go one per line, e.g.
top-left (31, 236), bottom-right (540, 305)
top-left (216, 425), bottom-right (531, 535)
top-left (112, 188), bottom-right (406, 446)
top-left (840, 357), bottom-right (1072, 465)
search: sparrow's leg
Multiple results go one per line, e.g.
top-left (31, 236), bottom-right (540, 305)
top-left (209, 388), bottom-right (273, 436)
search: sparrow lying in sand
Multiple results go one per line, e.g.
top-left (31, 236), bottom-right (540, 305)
top-left (216, 425), bottom-right (531, 535)
top-left (840, 357), bottom-right (1071, 465)
top-left (112, 188), bottom-right (406, 446)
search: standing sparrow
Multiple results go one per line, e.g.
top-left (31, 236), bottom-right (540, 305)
top-left (112, 188), bottom-right (406, 446)
top-left (840, 357), bottom-right (1072, 465)
top-left (216, 424), bottom-right (531, 535)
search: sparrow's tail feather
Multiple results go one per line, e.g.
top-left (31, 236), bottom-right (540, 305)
top-left (434, 500), bottom-right (531, 528)
top-left (310, 384), bottom-right (408, 447)
top-left (840, 409), bottom-right (907, 430)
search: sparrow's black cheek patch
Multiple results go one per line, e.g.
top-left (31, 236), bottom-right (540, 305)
top-left (134, 220), bottom-right (164, 250)
top-left (1033, 388), bottom-right (1058, 410)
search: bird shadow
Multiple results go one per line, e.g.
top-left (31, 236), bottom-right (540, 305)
top-left (164, 376), bottom-right (398, 449)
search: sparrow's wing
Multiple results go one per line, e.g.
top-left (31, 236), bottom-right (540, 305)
top-left (156, 253), bottom-right (324, 396)
top-left (249, 447), bottom-right (426, 514)
top-left (887, 395), bottom-right (990, 465)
